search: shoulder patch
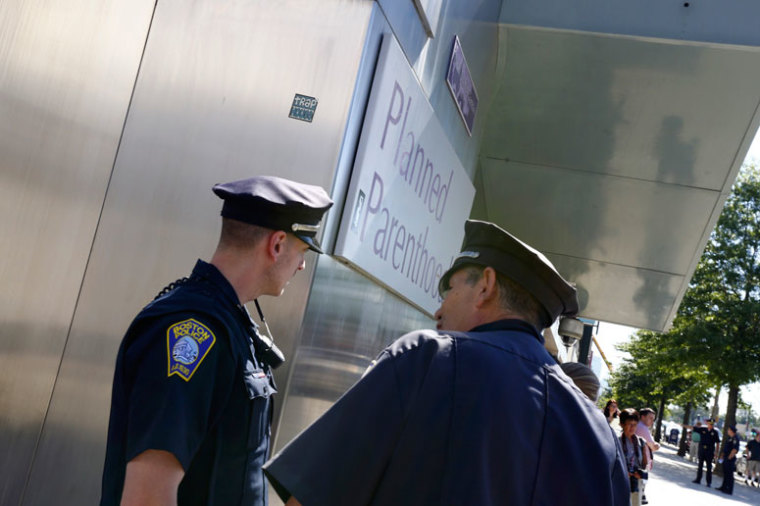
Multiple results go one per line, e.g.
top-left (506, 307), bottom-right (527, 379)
top-left (166, 318), bottom-right (216, 381)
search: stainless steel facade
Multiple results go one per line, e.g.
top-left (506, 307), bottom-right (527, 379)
top-left (3, 0), bottom-right (760, 504)
top-left (0, 1), bottom-right (155, 504)
top-left (274, 0), bottom-right (503, 456)
top-left (2, 0), bottom-right (376, 503)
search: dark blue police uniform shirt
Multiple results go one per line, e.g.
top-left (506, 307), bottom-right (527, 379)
top-left (694, 426), bottom-right (721, 456)
top-left (723, 435), bottom-right (740, 460)
top-left (264, 319), bottom-right (630, 505)
top-left (100, 260), bottom-right (276, 505)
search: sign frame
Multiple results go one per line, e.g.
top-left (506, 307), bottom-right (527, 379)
top-left (445, 36), bottom-right (479, 136)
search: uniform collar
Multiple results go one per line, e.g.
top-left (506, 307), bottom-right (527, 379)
top-left (190, 259), bottom-right (242, 308)
top-left (468, 319), bottom-right (544, 345)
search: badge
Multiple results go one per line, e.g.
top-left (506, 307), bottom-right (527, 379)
top-left (166, 318), bottom-right (216, 381)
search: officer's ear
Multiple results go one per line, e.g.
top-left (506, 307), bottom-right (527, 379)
top-left (266, 230), bottom-right (289, 260)
top-left (475, 267), bottom-right (499, 308)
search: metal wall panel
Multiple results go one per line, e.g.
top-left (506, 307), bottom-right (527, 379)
top-left (479, 24), bottom-right (760, 330)
top-left (0, 1), bottom-right (154, 504)
top-left (483, 28), bottom-right (760, 191)
top-left (270, 8), bottom-right (502, 506)
top-left (23, 1), bottom-right (372, 504)
top-left (501, 0), bottom-right (760, 47)
top-left (377, 0), bottom-right (503, 176)
top-left (273, 255), bottom-right (434, 449)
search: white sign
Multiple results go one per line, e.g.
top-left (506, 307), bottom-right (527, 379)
top-left (335, 35), bottom-right (475, 316)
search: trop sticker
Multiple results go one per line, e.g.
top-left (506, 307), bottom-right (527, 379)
top-left (166, 318), bottom-right (216, 381)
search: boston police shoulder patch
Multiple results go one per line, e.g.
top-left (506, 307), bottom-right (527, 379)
top-left (166, 318), bottom-right (216, 381)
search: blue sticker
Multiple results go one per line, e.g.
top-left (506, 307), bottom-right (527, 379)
top-left (166, 318), bottom-right (216, 381)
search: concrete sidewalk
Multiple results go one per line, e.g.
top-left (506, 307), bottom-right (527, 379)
top-left (644, 444), bottom-right (759, 505)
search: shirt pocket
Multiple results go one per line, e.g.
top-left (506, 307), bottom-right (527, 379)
top-left (243, 366), bottom-right (274, 448)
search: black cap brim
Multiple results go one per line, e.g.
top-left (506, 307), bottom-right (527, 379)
top-left (295, 234), bottom-right (324, 254)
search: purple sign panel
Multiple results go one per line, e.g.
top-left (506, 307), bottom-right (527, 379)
top-left (446, 36), bottom-right (478, 136)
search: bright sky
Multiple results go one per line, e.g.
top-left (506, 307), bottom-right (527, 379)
top-left (593, 131), bottom-right (760, 419)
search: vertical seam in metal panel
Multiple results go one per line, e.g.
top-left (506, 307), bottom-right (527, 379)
top-left (271, 0), bottom-right (379, 454)
top-left (19, 2), bottom-right (160, 504)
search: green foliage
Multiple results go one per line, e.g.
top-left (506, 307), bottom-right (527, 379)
top-left (610, 164), bottom-right (760, 420)
top-left (608, 328), bottom-right (712, 411)
top-left (678, 164), bottom-right (760, 390)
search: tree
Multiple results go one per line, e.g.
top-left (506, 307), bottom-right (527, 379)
top-left (675, 163), bottom-right (760, 460)
top-left (608, 328), bottom-right (711, 443)
top-left (606, 164), bottom-right (760, 463)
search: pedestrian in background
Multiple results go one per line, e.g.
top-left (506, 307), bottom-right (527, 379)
top-left (560, 361), bottom-right (600, 402)
top-left (635, 407), bottom-right (659, 504)
top-left (604, 398), bottom-right (621, 434)
top-left (689, 421), bottom-right (702, 463)
top-left (746, 429), bottom-right (760, 487)
top-left (620, 409), bottom-right (648, 506)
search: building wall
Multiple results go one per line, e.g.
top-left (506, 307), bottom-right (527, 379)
top-left (271, 0), bottom-right (503, 466)
top-left (0, 0), bottom-right (506, 503)
top-left (1, 1), bottom-right (375, 504)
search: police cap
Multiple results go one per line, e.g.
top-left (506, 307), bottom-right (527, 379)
top-left (213, 175), bottom-right (333, 253)
top-left (439, 220), bottom-right (579, 328)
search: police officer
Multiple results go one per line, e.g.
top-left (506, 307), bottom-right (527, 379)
top-left (691, 418), bottom-right (721, 487)
top-left (100, 176), bottom-right (333, 505)
top-left (717, 425), bottom-right (740, 495)
top-left (263, 219), bottom-right (630, 505)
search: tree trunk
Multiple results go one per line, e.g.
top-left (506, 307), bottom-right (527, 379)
top-left (654, 395), bottom-right (666, 442)
top-left (725, 384), bottom-right (739, 429)
top-left (712, 384), bottom-right (740, 478)
top-left (718, 384), bottom-right (740, 474)
top-left (678, 402), bottom-right (692, 457)
top-left (711, 385), bottom-right (721, 421)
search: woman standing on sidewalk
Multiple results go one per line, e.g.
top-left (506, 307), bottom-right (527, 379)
top-left (620, 409), bottom-right (649, 506)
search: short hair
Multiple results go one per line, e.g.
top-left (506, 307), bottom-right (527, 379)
top-left (620, 408), bottom-right (640, 425)
top-left (639, 408), bottom-right (656, 418)
top-left (218, 218), bottom-right (271, 250)
top-left (559, 362), bottom-right (600, 402)
top-left (461, 265), bottom-right (544, 329)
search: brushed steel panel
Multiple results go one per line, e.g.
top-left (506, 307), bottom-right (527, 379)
top-left (273, 255), bottom-right (433, 451)
top-left (547, 255), bottom-right (685, 331)
top-left (483, 26), bottom-right (760, 190)
top-left (25, 1), bottom-right (373, 504)
top-left (0, 1), bottom-right (154, 504)
top-left (273, 0), bottom-right (501, 452)
top-left (480, 158), bottom-right (720, 275)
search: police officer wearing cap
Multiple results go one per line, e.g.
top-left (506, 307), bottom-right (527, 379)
top-left (100, 176), bottom-right (333, 506)
top-left (691, 418), bottom-right (721, 487)
top-left (262, 219), bottom-right (630, 506)
top-left (717, 425), bottom-right (740, 495)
